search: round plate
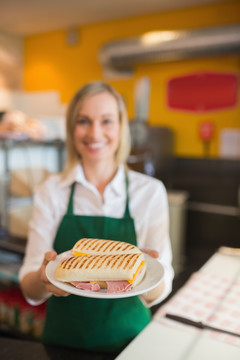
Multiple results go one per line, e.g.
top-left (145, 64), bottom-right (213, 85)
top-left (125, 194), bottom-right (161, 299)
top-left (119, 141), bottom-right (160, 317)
top-left (46, 252), bottom-right (164, 299)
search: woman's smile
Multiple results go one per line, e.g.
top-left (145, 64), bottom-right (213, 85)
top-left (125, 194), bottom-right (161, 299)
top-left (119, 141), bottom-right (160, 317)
top-left (84, 141), bottom-right (107, 150)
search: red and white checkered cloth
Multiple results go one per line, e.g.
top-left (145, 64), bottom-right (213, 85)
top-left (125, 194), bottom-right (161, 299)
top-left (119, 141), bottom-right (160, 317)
top-left (154, 271), bottom-right (240, 347)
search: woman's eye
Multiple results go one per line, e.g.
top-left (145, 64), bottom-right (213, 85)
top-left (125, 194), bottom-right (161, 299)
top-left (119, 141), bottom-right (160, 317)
top-left (76, 118), bottom-right (89, 125)
top-left (102, 118), bottom-right (112, 125)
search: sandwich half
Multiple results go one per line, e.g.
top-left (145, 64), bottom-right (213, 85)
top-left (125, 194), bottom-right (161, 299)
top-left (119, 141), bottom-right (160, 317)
top-left (54, 239), bottom-right (146, 293)
top-left (71, 238), bottom-right (141, 256)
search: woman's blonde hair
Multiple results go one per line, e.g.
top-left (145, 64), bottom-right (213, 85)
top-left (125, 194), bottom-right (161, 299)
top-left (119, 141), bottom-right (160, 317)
top-left (65, 81), bottom-right (131, 170)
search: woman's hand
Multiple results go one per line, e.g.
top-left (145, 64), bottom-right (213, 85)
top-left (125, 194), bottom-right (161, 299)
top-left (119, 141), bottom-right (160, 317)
top-left (141, 248), bottom-right (159, 259)
top-left (21, 251), bottom-right (70, 302)
top-left (39, 251), bottom-right (70, 297)
top-left (141, 248), bottom-right (165, 304)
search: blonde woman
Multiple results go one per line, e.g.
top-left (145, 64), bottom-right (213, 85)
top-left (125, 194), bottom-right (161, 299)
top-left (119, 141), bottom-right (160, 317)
top-left (19, 81), bottom-right (174, 353)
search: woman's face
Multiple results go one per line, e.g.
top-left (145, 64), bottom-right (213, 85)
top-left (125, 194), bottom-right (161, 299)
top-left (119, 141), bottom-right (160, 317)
top-left (73, 92), bottom-right (120, 165)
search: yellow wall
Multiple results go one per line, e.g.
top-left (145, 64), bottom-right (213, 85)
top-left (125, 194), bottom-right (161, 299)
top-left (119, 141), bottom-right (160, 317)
top-left (23, 1), bottom-right (240, 157)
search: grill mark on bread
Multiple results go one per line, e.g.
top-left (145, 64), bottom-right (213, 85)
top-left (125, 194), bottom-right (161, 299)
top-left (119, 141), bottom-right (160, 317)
top-left (88, 254), bottom-right (112, 269)
top-left (98, 255), bottom-right (111, 269)
top-left (76, 238), bottom-right (94, 250)
top-left (86, 239), bottom-right (100, 250)
top-left (122, 243), bottom-right (136, 252)
top-left (115, 244), bottom-right (134, 252)
top-left (101, 255), bottom-right (115, 269)
top-left (110, 254), bottom-right (122, 268)
top-left (97, 240), bottom-right (113, 252)
top-left (90, 256), bottom-right (99, 269)
top-left (91, 240), bottom-right (103, 251)
top-left (77, 238), bottom-right (90, 250)
top-left (106, 256), bottom-right (114, 267)
top-left (117, 254), bottom-right (130, 269)
top-left (122, 254), bottom-right (134, 270)
top-left (73, 238), bottom-right (138, 254)
top-left (73, 257), bottom-right (82, 269)
top-left (63, 255), bottom-right (96, 270)
top-left (124, 254), bottom-right (138, 270)
top-left (67, 257), bottom-right (77, 269)
top-left (76, 238), bottom-right (89, 248)
top-left (76, 256), bottom-right (90, 269)
top-left (84, 255), bottom-right (108, 269)
top-left (62, 257), bottom-right (76, 269)
top-left (104, 241), bottom-right (118, 252)
top-left (83, 255), bottom-right (97, 269)
top-left (108, 241), bottom-right (125, 252)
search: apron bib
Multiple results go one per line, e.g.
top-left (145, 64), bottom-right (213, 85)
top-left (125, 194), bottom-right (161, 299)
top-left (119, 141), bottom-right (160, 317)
top-left (42, 176), bottom-right (151, 352)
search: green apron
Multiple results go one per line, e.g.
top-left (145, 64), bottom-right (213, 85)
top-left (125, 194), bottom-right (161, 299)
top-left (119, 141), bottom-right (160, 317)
top-left (42, 175), bottom-right (151, 352)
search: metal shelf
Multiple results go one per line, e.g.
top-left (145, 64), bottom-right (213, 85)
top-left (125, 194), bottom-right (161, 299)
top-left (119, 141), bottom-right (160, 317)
top-left (0, 236), bottom-right (26, 255)
top-left (0, 137), bottom-right (65, 241)
top-left (0, 138), bottom-right (65, 173)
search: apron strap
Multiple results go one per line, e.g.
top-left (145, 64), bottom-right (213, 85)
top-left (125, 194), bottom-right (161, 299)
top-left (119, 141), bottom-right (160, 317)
top-left (66, 182), bottom-right (76, 215)
top-left (124, 172), bottom-right (131, 219)
top-left (67, 173), bottom-right (131, 218)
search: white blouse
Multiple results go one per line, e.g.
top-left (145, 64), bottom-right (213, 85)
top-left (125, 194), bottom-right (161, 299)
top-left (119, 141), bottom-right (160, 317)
top-left (19, 164), bottom-right (174, 307)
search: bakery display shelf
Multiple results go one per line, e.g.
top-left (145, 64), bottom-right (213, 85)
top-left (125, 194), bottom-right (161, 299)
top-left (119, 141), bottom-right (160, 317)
top-left (0, 248), bottom-right (23, 283)
top-left (7, 197), bottom-right (33, 207)
top-left (0, 235), bottom-right (26, 255)
top-left (0, 138), bottom-right (65, 239)
top-left (0, 323), bottom-right (36, 341)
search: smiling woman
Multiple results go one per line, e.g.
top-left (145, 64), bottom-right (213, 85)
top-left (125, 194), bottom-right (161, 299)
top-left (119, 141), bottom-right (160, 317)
top-left (19, 81), bottom-right (174, 353)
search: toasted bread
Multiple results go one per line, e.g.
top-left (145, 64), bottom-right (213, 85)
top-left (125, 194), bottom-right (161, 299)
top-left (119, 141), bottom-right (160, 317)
top-left (54, 252), bottom-right (146, 287)
top-left (71, 238), bottom-right (141, 257)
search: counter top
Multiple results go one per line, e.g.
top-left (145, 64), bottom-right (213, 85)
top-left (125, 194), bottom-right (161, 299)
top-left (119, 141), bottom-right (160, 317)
top-left (116, 247), bottom-right (240, 360)
top-left (0, 337), bottom-right (118, 360)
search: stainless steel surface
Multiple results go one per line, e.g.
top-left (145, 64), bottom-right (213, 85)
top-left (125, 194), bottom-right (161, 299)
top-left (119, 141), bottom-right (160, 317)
top-left (99, 24), bottom-right (240, 71)
top-left (188, 201), bottom-right (240, 216)
top-left (0, 237), bottom-right (26, 254)
top-left (129, 125), bottom-right (174, 176)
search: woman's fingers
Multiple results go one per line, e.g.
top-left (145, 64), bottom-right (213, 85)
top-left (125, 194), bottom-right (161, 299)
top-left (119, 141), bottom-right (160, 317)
top-left (46, 283), bottom-right (69, 297)
top-left (40, 251), bottom-right (56, 283)
top-left (41, 251), bottom-right (70, 297)
top-left (141, 248), bottom-right (159, 258)
top-left (42, 251), bottom-right (57, 267)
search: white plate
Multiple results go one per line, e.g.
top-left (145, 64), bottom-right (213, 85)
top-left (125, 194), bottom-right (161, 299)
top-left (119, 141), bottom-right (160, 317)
top-left (46, 252), bottom-right (164, 299)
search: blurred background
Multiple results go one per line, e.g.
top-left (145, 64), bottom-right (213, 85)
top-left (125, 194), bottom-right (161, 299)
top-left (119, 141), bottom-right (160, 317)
top-left (0, 0), bottom-right (240, 340)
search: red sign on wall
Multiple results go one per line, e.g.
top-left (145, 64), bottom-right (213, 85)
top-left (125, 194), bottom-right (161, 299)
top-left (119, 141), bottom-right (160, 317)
top-left (199, 121), bottom-right (214, 141)
top-left (167, 72), bottom-right (238, 112)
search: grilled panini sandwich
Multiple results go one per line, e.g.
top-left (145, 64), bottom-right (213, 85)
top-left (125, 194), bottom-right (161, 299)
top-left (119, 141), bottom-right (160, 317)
top-left (71, 238), bottom-right (141, 256)
top-left (54, 238), bottom-right (146, 293)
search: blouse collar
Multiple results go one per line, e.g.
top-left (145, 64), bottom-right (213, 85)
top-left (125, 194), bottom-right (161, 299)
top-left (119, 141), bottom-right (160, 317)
top-left (59, 163), bottom-right (126, 197)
